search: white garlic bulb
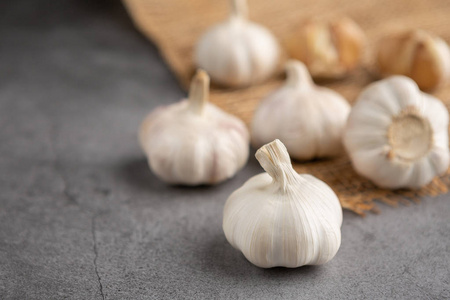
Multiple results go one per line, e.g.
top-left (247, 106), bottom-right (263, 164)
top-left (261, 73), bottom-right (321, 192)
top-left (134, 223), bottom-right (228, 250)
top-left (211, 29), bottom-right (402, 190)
top-left (139, 70), bottom-right (250, 185)
top-left (251, 60), bottom-right (351, 160)
top-left (343, 76), bottom-right (450, 189)
top-left (223, 139), bottom-right (342, 268)
top-left (194, 0), bottom-right (280, 87)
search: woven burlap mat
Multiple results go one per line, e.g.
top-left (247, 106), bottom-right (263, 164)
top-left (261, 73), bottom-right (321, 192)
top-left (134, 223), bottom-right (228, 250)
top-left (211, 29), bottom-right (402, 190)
top-left (123, 0), bottom-right (450, 215)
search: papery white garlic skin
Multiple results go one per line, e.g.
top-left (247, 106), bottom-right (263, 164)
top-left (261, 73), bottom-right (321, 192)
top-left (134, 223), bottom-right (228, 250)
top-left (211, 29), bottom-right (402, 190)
top-left (139, 70), bottom-right (249, 185)
top-left (194, 0), bottom-right (279, 87)
top-left (343, 76), bottom-right (450, 189)
top-left (251, 60), bottom-right (351, 160)
top-left (223, 139), bottom-right (342, 268)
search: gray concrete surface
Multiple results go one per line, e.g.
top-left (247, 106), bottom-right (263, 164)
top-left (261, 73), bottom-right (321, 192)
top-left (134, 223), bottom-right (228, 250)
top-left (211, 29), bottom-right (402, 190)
top-left (0, 0), bottom-right (449, 299)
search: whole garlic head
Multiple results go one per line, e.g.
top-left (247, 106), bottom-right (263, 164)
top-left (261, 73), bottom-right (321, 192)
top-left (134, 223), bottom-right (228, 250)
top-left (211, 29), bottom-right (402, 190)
top-left (251, 60), bottom-right (351, 160)
top-left (377, 29), bottom-right (450, 91)
top-left (223, 139), bottom-right (343, 268)
top-left (139, 70), bottom-right (250, 185)
top-left (287, 17), bottom-right (366, 79)
top-left (194, 0), bottom-right (280, 87)
top-left (343, 76), bottom-right (450, 189)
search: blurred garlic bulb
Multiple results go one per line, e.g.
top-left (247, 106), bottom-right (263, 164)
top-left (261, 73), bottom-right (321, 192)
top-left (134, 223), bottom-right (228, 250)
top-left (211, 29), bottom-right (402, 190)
top-left (223, 139), bottom-right (343, 268)
top-left (286, 17), bottom-right (366, 79)
top-left (139, 70), bottom-right (249, 185)
top-left (343, 76), bottom-right (450, 189)
top-left (251, 60), bottom-right (351, 160)
top-left (376, 29), bottom-right (450, 91)
top-left (194, 0), bottom-right (280, 87)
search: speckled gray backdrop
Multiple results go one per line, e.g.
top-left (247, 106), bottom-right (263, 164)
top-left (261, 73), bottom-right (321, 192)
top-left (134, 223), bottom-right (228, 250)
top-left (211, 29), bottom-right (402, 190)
top-left (0, 0), bottom-right (449, 299)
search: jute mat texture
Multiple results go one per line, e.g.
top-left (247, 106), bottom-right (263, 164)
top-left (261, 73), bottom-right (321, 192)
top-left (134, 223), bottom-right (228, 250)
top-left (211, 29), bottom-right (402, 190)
top-left (123, 0), bottom-right (450, 215)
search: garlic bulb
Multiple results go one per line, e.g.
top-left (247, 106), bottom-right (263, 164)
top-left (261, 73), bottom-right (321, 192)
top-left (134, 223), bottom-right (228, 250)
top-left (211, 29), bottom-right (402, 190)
top-left (223, 139), bottom-right (343, 268)
top-left (286, 17), bottom-right (366, 79)
top-left (377, 29), bottom-right (450, 91)
top-left (194, 0), bottom-right (280, 87)
top-left (251, 60), bottom-right (351, 160)
top-left (139, 70), bottom-right (249, 185)
top-left (343, 76), bottom-right (450, 189)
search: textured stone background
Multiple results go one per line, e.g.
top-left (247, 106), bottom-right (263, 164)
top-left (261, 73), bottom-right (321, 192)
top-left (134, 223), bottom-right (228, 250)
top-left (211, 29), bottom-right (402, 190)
top-left (0, 0), bottom-right (449, 299)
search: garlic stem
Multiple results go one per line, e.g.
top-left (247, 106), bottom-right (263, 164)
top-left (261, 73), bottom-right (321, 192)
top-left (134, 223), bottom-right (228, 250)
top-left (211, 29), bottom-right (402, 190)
top-left (255, 139), bottom-right (298, 192)
top-left (230, 0), bottom-right (248, 19)
top-left (188, 69), bottom-right (209, 115)
top-left (285, 60), bottom-right (314, 90)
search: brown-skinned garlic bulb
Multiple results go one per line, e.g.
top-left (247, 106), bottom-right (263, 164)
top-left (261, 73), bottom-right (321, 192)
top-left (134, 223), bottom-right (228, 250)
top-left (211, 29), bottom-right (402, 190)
top-left (343, 76), bottom-right (450, 189)
top-left (223, 139), bottom-right (343, 268)
top-left (286, 17), bottom-right (366, 79)
top-left (194, 0), bottom-right (280, 87)
top-left (139, 70), bottom-right (249, 185)
top-left (376, 29), bottom-right (450, 91)
top-left (251, 60), bottom-right (351, 160)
